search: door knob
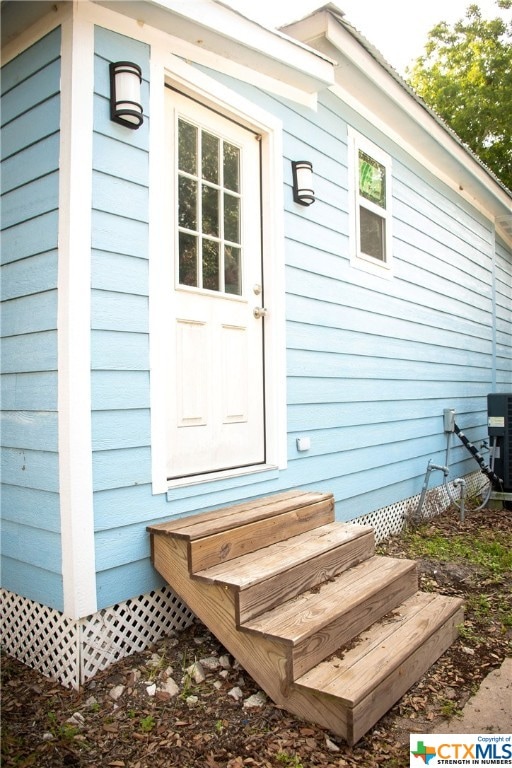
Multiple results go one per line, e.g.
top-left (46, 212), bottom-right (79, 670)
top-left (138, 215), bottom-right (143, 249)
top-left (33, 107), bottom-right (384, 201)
top-left (253, 307), bottom-right (268, 319)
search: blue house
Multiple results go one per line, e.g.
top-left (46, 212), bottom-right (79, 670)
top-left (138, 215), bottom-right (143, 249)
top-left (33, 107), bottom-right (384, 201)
top-left (1, 0), bottom-right (511, 734)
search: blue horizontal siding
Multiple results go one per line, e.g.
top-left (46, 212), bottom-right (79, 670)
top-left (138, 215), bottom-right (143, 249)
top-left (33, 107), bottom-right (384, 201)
top-left (287, 348), bottom-right (492, 383)
top-left (1, 485), bottom-right (60, 532)
top-left (96, 560), bottom-right (164, 608)
top-left (91, 370), bottom-right (150, 410)
top-left (1, 557), bottom-right (63, 612)
top-left (92, 409), bottom-right (151, 451)
top-left (91, 290), bottom-right (148, 332)
top-left (2, 447), bottom-right (59, 493)
top-left (1, 519), bottom-right (61, 573)
top-left (1, 25), bottom-right (62, 612)
top-left (1, 94), bottom-right (61, 161)
top-left (92, 447), bottom-right (152, 492)
top-left (92, 170), bottom-right (149, 222)
top-left (287, 396), bottom-right (486, 432)
top-left (1, 410), bottom-right (58, 451)
top-left (1, 331), bottom-right (57, 374)
top-left (2, 172), bottom-right (59, 229)
top-left (1, 134), bottom-right (60, 194)
top-left (495, 238), bottom-right (512, 388)
top-left (1, 58), bottom-right (60, 125)
top-left (90, 26), bottom-right (152, 608)
top-left (1, 372), bottom-right (58, 411)
top-left (93, 133), bottom-right (149, 185)
top-left (286, 293), bottom-right (492, 354)
top-left (92, 251), bottom-right (149, 295)
top-left (91, 210), bottom-right (149, 257)
top-left (91, 330), bottom-right (149, 370)
top-left (95, 522), bottom-right (151, 570)
top-left (1, 213), bottom-right (59, 265)
top-left (1, 252), bottom-right (58, 299)
top-left (1, 28), bottom-right (61, 95)
top-left (1, 291), bottom-right (57, 335)
top-left (287, 321), bottom-right (490, 369)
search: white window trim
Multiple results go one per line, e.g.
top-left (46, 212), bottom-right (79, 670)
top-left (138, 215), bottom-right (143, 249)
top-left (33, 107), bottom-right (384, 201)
top-left (149, 48), bottom-right (287, 495)
top-left (347, 126), bottom-right (393, 279)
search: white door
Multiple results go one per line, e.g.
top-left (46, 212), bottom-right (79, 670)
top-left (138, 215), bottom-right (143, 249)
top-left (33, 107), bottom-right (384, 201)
top-left (165, 88), bottom-right (266, 480)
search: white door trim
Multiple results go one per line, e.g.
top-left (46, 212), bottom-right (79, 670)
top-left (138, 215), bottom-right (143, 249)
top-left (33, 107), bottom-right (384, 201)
top-left (149, 50), bottom-right (287, 494)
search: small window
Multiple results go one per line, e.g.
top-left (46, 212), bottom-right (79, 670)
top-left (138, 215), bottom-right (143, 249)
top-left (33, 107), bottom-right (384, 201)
top-left (348, 128), bottom-right (392, 276)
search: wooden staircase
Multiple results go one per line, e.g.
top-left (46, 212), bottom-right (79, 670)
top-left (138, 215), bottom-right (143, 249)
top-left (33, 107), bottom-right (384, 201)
top-left (148, 490), bottom-right (463, 744)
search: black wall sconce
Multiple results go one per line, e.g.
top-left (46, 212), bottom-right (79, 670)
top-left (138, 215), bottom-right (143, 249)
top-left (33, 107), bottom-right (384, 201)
top-left (109, 61), bottom-right (143, 129)
top-left (291, 160), bottom-right (315, 206)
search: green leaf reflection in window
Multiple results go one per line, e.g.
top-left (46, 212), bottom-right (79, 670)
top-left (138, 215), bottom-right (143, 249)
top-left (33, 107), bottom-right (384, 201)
top-left (359, 151), bottom-right (386, 208)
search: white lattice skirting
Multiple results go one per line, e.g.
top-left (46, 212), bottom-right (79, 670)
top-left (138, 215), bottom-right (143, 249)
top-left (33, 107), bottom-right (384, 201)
top-left (1, 473), bottom-right (483, 688)
top-left (354, 471), bottom-right (484, 542)
top-left (1, 586), bottom-right (194, 689)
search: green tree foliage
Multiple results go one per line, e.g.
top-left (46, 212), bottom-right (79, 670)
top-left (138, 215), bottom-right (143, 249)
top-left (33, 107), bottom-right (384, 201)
top-left (407, 1), bottom-right (512, 191)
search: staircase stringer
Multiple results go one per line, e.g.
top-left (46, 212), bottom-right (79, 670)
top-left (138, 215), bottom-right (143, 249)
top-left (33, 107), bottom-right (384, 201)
top-left (151, 534), bottom-right (293, 703)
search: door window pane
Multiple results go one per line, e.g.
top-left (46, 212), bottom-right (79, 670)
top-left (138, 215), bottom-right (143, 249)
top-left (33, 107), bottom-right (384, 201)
top-left (224, 143), bottom-right (240, 192)
top-left (202, 132), bottom-right (219, 183)
top-left (178, 119), bottom-right (197, 174)
top-left (224, 193), bottom-right (240, 244)
top-left (179, 232), bottom-right (198, 286)
top-left (202, 184), bottom-right (219, 237)
top-left (178, 176), bottom-right (197, 230)
top-left (202, 239), bottom-right (220, 291)
top-left (360, 206), bottom-right (385, 260)
top-left (224, 246), bottom-right (241, 295)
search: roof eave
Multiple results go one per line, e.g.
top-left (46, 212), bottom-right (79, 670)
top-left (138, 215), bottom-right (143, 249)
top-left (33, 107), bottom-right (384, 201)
top-left (283, 7), bottom-right (512, 228)
top-left (91, 0), bottom-right (336, 94)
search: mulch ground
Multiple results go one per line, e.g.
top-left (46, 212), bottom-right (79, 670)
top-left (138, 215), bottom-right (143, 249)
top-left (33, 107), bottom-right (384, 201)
top-left (2, 504), bottom-right (511, 768)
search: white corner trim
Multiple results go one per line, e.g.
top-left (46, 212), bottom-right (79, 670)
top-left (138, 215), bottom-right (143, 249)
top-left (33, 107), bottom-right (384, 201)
top-left (148, 49), bottom-right (170, 495)
top-left (58, 14), bottom-right (97, 619)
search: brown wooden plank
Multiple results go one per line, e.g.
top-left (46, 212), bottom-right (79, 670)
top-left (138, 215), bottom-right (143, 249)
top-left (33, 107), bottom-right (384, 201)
top-left (243, 556), bottom-right (417, 643)
top-left (196, 523), bottom-right (373, 588)
top-left (189, 497), bottom-right (334, 572)
top-left (296, 592), bottom-right (463, 700)
top-left (339, 594), bottom-right (464, 704)
top-left (349, 599), bottom-right (464, 744)
top-left (237, 529), bottom-right (375, 625)
top-left (295, 591), bottom-right (437, 693)
top-left (289, 562), bottom-right (417, 679)
top-left (148, 491), bottom-right (331, 539)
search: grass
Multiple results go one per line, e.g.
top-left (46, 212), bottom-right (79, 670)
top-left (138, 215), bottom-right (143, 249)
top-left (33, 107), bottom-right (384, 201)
top-left (400, 528), bottom-right (512, 577)
top-left (276, 753), bottom-right (304, 768)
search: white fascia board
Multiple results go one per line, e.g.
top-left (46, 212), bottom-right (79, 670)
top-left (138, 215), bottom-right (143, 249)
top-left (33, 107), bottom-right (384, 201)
top-left (91, 0), bottom-right (335, 94)
top-left (286, 9), bottom-right (512, 226)
top-left (58, 13), bottom-right (97, 620)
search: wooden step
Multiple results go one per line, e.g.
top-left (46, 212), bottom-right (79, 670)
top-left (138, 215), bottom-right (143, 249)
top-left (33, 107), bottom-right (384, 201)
top-left (149, 491), bottom-right (463, 745)
top-left (243, 555), bottom-right (418, 680)
top-left (149, 491), bottom-right (334, 572)
top-left (293, 591), bottom-right (464, 744)
top-left (195, 522), bottom-right (375, 624)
